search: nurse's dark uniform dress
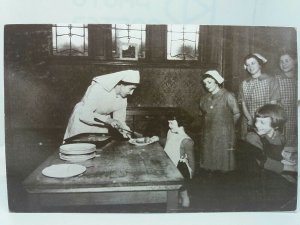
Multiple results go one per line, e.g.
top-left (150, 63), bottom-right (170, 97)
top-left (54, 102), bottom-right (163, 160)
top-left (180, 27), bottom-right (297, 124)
top-left (200, 88), bottom-right (240, 172)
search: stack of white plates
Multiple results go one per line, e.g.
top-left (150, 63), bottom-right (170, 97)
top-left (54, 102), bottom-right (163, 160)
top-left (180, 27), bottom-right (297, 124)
top-left (59, 143), bottom-right (96, 162)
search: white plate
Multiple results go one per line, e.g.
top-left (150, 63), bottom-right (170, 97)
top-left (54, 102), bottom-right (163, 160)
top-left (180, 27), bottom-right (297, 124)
top-left (42, 164), bottom-right (86, 178)
top-left (60, 148), bottom-right (96, 155)
top-left (60, 143), bottom-right (96, 154)
top-left (281, 159), bottom-right (296, 166)
top-left (59, 152), bottom-right (96, 162)
top-left (60, 143), bottom-right (96, 151)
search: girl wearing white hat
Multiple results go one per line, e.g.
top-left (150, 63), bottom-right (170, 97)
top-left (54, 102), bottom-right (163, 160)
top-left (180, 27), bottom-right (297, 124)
top-left (199, 70), bottom-right (240, 172)
top-left (63, 70), bottom-right (140, 140)
top-left (239, 53), bottom-right (280, 140)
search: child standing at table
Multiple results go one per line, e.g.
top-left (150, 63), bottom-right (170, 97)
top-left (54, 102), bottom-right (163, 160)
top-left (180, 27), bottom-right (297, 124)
top-left (164, 113), bottom-right (195, 208)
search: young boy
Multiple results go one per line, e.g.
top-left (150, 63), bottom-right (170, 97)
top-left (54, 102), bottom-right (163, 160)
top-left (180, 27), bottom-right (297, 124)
top-left (241, 104), bottom-right (297, 183)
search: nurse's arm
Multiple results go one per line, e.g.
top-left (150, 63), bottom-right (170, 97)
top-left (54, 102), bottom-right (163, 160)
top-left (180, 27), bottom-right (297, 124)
top-left (242, 101), bottom-right (253, 126)
top-left (79, 107), bottom-right (110, 126)
top-left (79, 83), bottom-right (110, 125)
top-left (113, 106), bottom-right (129, 130)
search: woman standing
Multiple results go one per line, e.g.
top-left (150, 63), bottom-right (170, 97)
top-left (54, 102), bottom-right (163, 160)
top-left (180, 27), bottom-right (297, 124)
top-left (275, 50), bottom-right (298, 174)
top-left (63, 70), bottom-right (140, 141)
top-left (239, 53), bottom-right (280, 140)
top-left (200, 70), bottom-right (240, 172)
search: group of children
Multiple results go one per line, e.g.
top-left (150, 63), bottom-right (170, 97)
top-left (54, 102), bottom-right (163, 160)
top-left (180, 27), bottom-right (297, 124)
top-left (162, 51), bottom-right (298, 208)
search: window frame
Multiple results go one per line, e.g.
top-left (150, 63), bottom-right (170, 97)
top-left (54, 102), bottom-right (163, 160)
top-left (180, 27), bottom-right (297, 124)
top-left (49, 24), bottom-right (214, 69)
top-left (166, 24), bottom-right (200, 61)
top-left (52, 24), bottom-right (88, 56)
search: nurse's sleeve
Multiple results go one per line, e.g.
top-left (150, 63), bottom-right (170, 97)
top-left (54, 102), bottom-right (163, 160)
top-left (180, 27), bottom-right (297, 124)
top-left (180, 138), bottom-right (195, 178)
top-left (227, 92), bottom-right (240, 124)
top-left (238, 82), bottom-right (245, 104)
top-left (79, 83), bottom-right (110, 125)
top-left (199, 96), bottom-right (204, 116)
top-left (269, 77), bottom-right (280, 104)
top-left (239, 81), bottom-right (252, 123)
top-left (112, 104), bottom-right (130, 130)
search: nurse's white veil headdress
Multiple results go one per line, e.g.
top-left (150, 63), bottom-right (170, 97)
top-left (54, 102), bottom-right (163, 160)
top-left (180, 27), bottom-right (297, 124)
top-left (204, 70), bottom-right (224, 84)
top-left (243, 53), bottom-right (267, 70)
top-left (93, 70), bottom-right (140, 92)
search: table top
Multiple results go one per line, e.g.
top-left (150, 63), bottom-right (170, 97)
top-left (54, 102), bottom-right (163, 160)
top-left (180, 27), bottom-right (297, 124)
top-left (23, 140), bottom-right (184, 193)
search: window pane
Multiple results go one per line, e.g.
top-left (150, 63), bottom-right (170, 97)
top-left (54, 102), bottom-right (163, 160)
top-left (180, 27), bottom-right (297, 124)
top-left (112, 24), bottom-right (146, 60)
top-left (52, 24), bottom-right (88, 56)
top-left (167, 24), bottom-right (199, 60)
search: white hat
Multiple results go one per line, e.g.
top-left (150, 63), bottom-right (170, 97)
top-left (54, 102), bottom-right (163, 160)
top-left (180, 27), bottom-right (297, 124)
top-left (204, 70), bottom-right (224, 84)
top-left (121, 70), bottom-right (140, 84)
top-left (93, 70), bottom-right (140, 91)
top-left (244, 53), bottom-right (268, 70)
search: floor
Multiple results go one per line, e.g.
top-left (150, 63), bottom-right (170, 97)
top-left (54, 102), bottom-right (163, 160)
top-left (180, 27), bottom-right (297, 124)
top-left (187, 169), bottom-right (297, 212)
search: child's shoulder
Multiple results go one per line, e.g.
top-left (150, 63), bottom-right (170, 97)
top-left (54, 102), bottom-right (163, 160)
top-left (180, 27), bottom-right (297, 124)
top-left (267, 130), bottom-right (286, 146)
top-left (182, 137), bottom-right (194, 146)
top-left (257, 130), bottom-right (285, 150)
top-left (242, 77), bottom-right (254, 83)
top-left (222, 89), bottom-right (237, 98)
top-left (200, 92), bottom-right (211, 99)
top-left (245, 132), bottom-right (262, 149)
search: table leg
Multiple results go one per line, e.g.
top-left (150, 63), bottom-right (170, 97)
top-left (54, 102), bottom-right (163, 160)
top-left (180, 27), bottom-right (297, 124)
top-left (166, 190), bottom-right (179, 212)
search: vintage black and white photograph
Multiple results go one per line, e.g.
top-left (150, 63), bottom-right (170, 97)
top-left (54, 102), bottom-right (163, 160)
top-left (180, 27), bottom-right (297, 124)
top-left (4, 23), bottom-right (298, 214)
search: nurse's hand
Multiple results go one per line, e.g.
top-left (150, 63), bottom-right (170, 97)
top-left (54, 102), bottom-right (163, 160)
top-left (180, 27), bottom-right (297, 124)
top-left (247, 117), bottom-right (253, 126)
top-left (106, 118), bottom-right (123, 129)
top-left (123, 132), bottom-right (132, 139)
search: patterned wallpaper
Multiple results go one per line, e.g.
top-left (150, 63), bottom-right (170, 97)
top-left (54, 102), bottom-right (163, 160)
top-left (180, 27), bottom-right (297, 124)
top-left (130, 67), bottom-right (204, 117)
top-left (5, 65), bottom-right (206, 129)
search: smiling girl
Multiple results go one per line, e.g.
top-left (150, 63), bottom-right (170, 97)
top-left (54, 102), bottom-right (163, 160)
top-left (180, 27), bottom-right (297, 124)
top-left (245, 104), bottom-right (289, 176)
top-left (239, 53), bottom-right (280, 140)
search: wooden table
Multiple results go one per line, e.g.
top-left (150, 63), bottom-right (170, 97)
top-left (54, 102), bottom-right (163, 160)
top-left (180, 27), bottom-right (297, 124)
top-left (23, 140), bottom-right (184, 212)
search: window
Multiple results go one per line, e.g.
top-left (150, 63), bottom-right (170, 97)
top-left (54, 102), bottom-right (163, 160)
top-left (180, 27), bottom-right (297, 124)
top-left (112, 24), bottom-right (146, 60)
top-left (167, 25), bottom-right (199, 60)
top-left (51, 24), bottom-right (203, 65)
top-left (52, 24), bottom-right (88, 56)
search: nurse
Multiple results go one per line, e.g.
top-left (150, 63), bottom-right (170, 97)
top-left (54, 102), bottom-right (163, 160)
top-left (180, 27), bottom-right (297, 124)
top-left (199, 70), bottom-right (240, 172)
top-left (63, 70), bottom-right (140, 141)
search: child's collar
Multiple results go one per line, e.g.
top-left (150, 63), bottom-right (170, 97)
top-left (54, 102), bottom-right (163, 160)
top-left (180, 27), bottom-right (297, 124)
top-left (261, 129), bottom-right (277, 139)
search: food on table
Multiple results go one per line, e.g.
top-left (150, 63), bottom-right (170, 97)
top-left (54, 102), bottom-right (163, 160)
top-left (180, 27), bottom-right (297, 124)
top-left (134, 136), bottom-right (159, 144)
top-left (135, 137), bottom-right (150, 143)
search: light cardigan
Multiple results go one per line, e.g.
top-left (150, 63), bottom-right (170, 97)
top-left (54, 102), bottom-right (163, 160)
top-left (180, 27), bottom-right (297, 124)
top-left (164, 130), bottom-right (195, 178)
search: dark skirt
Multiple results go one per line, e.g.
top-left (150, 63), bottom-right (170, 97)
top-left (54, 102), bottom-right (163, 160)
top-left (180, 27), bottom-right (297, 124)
top-left (177, 161), bottom-right (191, 191)
top-left (177, 161), bottom-right (191, 179)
